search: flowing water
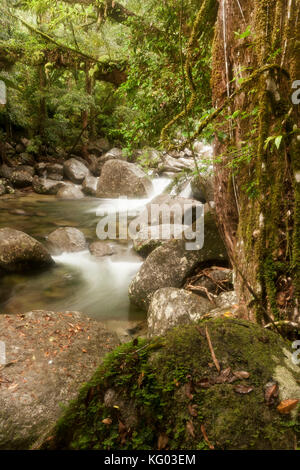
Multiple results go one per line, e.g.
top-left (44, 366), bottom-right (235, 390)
top-left (0, 178), bottom-right (171, 329)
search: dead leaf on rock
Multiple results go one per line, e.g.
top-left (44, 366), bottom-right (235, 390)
top-left (157, 433), bottom-right (168, 450)
top-left (186, 421), bottom-right (195, 438)
top-left (200, 424), bottom-right (214, 450)
top-left (102, 418), bottom-right (112, 425)
top-left (234, 384), bottom-right (253, 394)
top-left (185, 382), bottom-right (194, 401)
top-left (188, 403), bottom-right (198, 417)
top-left (264, 382), bottom-right (279, 405)
top-left (118, 420), bottom-right (127, 445)
top-left (277, 399), bottom-right (299, 414)
top-left (233, 371), bottom-right (250, 380)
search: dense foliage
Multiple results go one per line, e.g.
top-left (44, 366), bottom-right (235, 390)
top-left (0, 0), bottom-right (213, 151)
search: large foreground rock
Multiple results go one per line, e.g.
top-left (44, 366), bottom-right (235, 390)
top-left (97, 160), bottom-right (153, 198)
top-left (47, 227), bottom-right (87, 255)
top-left (129, 212), bottom-right (227, 310)
top-left (147, 288), bottom-right (213, 337)
top-left (64, 158), bottom-right (90, 184)
top-left (0, 311), bottom-right (119, 450)
top-left (0, 228), bottom-right (53, 273)
top-left (40, 318), bottom-right (300, 450)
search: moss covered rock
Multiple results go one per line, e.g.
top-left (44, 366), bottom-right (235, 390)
top-left (39, 318), bottom-right (300, 450)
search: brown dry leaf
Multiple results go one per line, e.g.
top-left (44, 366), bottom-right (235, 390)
top-left (197, 378), bottom-right (211, 389)
top-left (200, 424), bottom-right (215, 450)
top-left (234, 385), bottom-right (253, 394)
top-left (277, 399), bottom-right (299, 414)
top-left (186, 421), bottom-right (195, 438)
top-left (264, 382), bottom-right (279, 405)
top-left (137, 371), bottom-right (144, 388)
top-left (185, 382), bottom-right (194, 401)
top-left (118, 420), bottom-right (127, 445)
top-left (102, 418), bottom-right (112, 425)
top-left (233, 371), bottom-right (250, 379)
top-left (188, 403), bottom-right (198, 417)
top-left (157, 433), bottom-right (169, 450)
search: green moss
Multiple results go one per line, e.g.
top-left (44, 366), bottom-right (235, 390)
top-left (39, 318), bottom-right (300, 450)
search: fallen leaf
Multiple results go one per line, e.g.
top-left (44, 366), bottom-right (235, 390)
top-left (233, 371), bottom-right (250, 379)
top-left (118, 420), bottom-right (127, 445)
top-left (102, 418), bottom-right (112, 425)
top-left (277, 399), bottom-right (299, 414)
top-left (188, 403), bottom-right (198, 417)
top-left (234, 385), bottom-right (253, 394)
top-left (186, 421), bottom-right (195, 438)
top-left (200, 424), bottom-right (214, 450)
top-left (82, 349), bottom-right (87, 353)
top-left (264, 382), bottom-right (279, 405)
top-left (185, 382), bottom-right (194, 401)
top-left (157, 433), bottom-right (168, 450)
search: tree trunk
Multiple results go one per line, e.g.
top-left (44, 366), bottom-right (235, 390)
top-left (211, 0), bottom-right (300, 324)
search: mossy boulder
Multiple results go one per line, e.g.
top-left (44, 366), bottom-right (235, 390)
top-left (39, 318), bottom-right (300, 450)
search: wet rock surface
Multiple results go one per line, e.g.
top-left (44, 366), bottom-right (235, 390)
top-left (47, 227), bottom-right (87, 255)
top-left (0, 228), bottom-right (53, 273)
top-left (97, 160), bottom-right (153, 198)
top-left (0, 310), bottom-right (119, 450)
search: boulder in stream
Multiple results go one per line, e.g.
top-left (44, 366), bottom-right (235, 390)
top-left (56, 184), bottom-right (84, 200)
top-left (0, 310), bottom-right (119, 450)
top-left (89, 241), bottom-right (114, 258)
top-left (32, 176), bottom-right (65, 195)
top-left (11, 168), bottom-right (34, 188)
top-left (47, 227), bottom-right (87, 255)
top-left (82, 175), bottom-right (98, 196)
top-left (0, 228), bottom-right (53, 272)
top-left (97, 160), bottom-right (153, 198)
top-left (147, 287), bottom-right (213, 337)
top-left (129, 212), bottom-right (227, 310)
top-left (63, 158), bottom-right (90, 184)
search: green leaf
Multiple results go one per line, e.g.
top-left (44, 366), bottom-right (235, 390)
top-left (275, 135), bottom-right (283, 149)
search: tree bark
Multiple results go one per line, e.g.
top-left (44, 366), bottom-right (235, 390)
top-left (211, 0), bottom-right (300, 324)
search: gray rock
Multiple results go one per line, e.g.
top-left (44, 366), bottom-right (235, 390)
top-left (11, 169), bottom-right (33, 188)
top-left (32, 176), bottom-right (65, 195)
top-left (47, 227), bottom-right (87, 255)
top-left (191, 267), bottom-right (233, 295)
top-left (89, 241), bottom-right (114, 258)
top-left (216, 290), bottom-right (238, 308)
top-left (96, 148), bottom-right (126, 175)
top-left (56, 184), bottom-right (84, 200)
top-left (191, 173), bottom-right (214, 203)
top-left (129, 212), bottom-right (227, 310)
top-left (132, 224), bottom-right (186, 258)
top-left (82, 175), bottom-right (98, 196)
top-left (0, 228), bottom-right (53, 272)
top-left (35, 163), bottom-right (63, 181)
top-left (97, 160), bottom-right (153, 198)
top-left (64, 158), bottom-right (90, 184)
top-left (87, 138), bottom-right (110, 156)
top-left (0, 164), bottom-right (13, 180)
top-left (147, 288), bottom-right (213, 337)
top-left (0, 310), bottom-right (119, 450)
top-left (132, 194), bottom-right (203, 230)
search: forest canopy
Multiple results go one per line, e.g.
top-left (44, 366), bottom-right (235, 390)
top-left (0, 0), bottom-right (215, 151)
